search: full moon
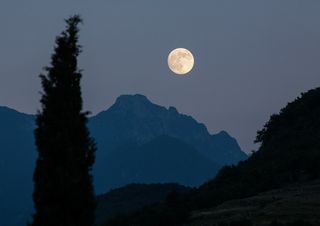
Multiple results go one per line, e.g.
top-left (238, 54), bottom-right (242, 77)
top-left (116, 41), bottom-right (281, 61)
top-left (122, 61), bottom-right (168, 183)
top-left (168, 48), bottom-right (194, 75)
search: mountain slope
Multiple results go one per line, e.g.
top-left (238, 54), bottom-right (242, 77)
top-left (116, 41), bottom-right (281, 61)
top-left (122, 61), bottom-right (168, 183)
top-left (90, 94), bottom-right (246, 166)
top-left (102, 88), bottom-right (320, 226)
top-left (195, 87), bottom-right (320, 209)
top-left (0, 94), bottom-right (245, 226)
top-left (97, 136), bottom-right (219, 192)
top-left (96, 183), bottom-right (190, 225)
top-left (188, 180), bottom-right (320, 226)
top-left (89, 94), bottom-right (247, 192)
top-left (0, 107), bottom-right (35, 226)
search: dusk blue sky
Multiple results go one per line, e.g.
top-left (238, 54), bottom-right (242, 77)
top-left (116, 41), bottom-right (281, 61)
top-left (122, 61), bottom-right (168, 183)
top-left (1, 0), bottom-right (320, 152)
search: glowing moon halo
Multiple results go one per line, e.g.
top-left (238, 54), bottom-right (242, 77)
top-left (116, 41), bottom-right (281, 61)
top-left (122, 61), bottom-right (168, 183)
top-left (168, 48), bottom-right (194, 75)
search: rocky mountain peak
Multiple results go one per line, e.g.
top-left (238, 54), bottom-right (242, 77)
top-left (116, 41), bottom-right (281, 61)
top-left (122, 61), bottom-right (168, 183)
top-left (109, 94), bottom-right (164, 116)
top-left (115, 94), bottom-right (151, 105)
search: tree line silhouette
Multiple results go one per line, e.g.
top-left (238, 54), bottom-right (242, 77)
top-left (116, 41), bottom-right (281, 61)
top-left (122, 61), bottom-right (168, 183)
top-left (30, 15), bottom-right (96, 226)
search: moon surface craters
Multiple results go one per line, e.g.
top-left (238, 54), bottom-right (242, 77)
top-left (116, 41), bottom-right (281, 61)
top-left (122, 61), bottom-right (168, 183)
top-left (168, 48), bottom-right (194, 75)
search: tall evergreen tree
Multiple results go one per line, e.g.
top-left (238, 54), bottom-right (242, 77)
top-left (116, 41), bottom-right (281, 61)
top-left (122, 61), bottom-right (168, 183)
top-left (31, 15), bottom-right (96, 226)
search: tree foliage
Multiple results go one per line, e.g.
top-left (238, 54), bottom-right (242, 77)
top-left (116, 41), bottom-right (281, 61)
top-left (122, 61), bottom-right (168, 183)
top-left (30, 15), bottom-right (96, 226)
top-left (195, 87), bottom-right (320, 208)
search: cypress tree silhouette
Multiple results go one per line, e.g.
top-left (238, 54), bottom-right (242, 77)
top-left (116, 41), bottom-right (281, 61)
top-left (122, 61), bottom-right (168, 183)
top-left (31, 15), bottom-right (96, 226)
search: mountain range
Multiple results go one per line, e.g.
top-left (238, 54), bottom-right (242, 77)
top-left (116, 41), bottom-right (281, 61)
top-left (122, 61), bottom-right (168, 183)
top-left (0, 94), bottom-right (246, 226)
top-left (89, 94), bottom-right (246, 193)
top-left (102, 88), bottom-right (320, 226)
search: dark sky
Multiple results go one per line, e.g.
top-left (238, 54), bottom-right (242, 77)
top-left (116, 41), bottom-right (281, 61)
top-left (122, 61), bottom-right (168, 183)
top-left (1, 0), bottom-right (320, 152)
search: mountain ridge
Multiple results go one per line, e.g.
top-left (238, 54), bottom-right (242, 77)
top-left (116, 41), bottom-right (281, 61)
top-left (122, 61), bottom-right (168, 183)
top-left (90, 94), bottom-right (247, 168)
top-left (101, 88), bottom-right (320, 226)
top-left (0, 94), bottom-right (246, 226)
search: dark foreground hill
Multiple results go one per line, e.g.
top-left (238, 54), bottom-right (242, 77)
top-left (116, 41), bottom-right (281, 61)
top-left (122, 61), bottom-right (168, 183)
top-left (102, 88), bottom-right (320, 226)
top-left (187, 180), bottom-right (320, 226)
top-left (104, 181), bottom-right (320, 226)
top-left (96, 183), bottom-right (190, 225)
top-left (195, 87), bottom-right (320, 208)
top-left (0, 94), bottom-right (245, 226)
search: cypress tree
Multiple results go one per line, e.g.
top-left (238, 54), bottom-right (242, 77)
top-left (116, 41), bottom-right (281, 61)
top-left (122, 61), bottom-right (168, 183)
top-left (31, 15), bottom-right (96, 226)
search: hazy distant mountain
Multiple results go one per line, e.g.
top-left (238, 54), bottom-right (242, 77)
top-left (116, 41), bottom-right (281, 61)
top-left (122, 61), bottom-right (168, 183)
top-left (0, 94), bottom-right (246, 226)
top-left (90, 94), bottom-right (246, 165)
top-left (90, 94), bottom-right (247, 192)
top-left (0, 107), bottom-right (35, 226)
top-left (94, 135), bottom-right (219, 193)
